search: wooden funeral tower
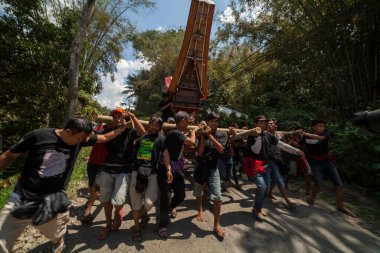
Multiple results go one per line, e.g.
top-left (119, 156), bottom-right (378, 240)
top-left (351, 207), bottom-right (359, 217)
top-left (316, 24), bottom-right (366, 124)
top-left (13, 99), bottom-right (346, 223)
top-left (168, 0), bottom-right (215, 114)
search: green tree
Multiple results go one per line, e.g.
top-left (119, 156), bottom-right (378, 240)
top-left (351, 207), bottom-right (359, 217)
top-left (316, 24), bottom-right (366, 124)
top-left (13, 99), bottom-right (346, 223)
top-left (0, 0), bottom-right (154, 149)
top-left (124, 28), bottom-right (185, 116)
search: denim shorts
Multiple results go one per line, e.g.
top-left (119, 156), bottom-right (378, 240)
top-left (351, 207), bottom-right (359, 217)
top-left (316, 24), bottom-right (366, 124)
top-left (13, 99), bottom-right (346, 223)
top-left (193, 168), bottom-right (222, 202)
top-left (310, 160), bottom-right (343, 187)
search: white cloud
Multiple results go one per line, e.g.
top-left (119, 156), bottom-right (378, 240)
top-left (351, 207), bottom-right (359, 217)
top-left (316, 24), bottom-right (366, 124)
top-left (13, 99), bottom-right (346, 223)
top-left (95, 59), bottom-right (151, 109)
top-left (219, 7), bottom-right (235, 24)
top-left (155, 26), bottom-right (166, 31)
top-left (219, 4), bottom-right (263, 24)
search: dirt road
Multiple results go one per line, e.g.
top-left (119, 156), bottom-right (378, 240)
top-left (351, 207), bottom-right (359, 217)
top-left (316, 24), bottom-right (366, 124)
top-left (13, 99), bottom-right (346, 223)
top-left (13, 177), bottom-right (380, 253)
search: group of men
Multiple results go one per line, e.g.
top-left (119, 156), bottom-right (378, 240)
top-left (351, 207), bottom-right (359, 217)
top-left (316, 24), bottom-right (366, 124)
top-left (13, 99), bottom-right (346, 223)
top-left (0, 107), bottom-right (354, 253)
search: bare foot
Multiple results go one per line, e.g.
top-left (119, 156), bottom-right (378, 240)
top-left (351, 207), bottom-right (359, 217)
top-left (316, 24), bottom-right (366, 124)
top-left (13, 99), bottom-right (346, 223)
top-left (196, 211), bottom-right (204, 222)
top-left (338, 206), bottom-right (357, 217)
top-left (260, 209), bottom-right (267, 216)
top-left (252, 208), bottom-right (267, 216)
top-left (213, 225), bottom-right (225, 240)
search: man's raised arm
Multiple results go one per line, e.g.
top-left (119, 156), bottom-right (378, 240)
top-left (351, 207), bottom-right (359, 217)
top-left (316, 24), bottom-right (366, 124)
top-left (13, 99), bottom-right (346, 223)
top-left (0, 150), bottom-right (21, 172)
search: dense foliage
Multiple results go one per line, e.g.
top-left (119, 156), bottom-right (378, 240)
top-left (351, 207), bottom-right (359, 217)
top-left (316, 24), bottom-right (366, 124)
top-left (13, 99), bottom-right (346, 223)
top-left (0, 0), bottom-right (153, 149)
top-left (126, 0), bottom-right (380, 194)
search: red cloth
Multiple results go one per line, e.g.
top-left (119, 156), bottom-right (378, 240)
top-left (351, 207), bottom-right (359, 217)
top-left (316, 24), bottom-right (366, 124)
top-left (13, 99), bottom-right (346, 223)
top-left (243, 157), bottom-right (266, 177)
top-left (310, 151), bottom-right (336, 165)
top-left (88, 125), bottom-right (108, 165)
top-left (165, 76), bottom-right (172, 92)
top-left (296, 156), bottom-right (309, 174)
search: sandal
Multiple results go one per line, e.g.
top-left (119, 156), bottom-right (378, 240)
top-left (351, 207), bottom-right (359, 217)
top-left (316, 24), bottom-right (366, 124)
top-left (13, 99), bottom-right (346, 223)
top-left (133, 229), bottom-right (142, 242)
top-left (140, 214), bottom-right (150, 228)
top-left (96, 226), bottom-right (112, 241)
top-left (158, 226), bottom-right (168, 238)
top-left (169, 209), bottom-right (177, 219)
top-left (111, 209), bottom-right (124, 231)
top-left (213, 226), bottom-right (225, 240)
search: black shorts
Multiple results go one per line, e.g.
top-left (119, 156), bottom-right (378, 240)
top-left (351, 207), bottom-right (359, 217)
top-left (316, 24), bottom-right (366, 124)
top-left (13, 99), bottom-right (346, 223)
top-left (87, 163), bottom-right (102, 187)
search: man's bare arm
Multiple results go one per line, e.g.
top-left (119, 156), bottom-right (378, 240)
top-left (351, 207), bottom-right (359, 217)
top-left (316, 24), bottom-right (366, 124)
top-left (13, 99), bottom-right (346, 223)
top-left (96, 125), bottom-right (128, 143)
top-left (184, 128), bottom-right (198, 146)
top-left (0, 150), bottom-right (22, 171)
top-left (303, 132), bottom-right (326, 141)
top-left (128, 112), bottom-right (146, 136)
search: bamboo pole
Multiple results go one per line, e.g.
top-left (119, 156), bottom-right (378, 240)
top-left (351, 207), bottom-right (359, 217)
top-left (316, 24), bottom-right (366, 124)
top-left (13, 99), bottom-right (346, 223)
top-left (95, 115), bottom-right (302, 140)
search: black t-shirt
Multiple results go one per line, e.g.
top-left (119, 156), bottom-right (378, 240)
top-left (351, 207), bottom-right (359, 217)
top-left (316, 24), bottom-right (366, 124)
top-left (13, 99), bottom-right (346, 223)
top-left (164, 130), bottom-right (187, 161)
top-left (269, 131), bottom-right (284, 162)
top-left (196, 131), bottom-right (228, 168)
top-left (158, 99), bottom-right (174, 121)
top-left (9, 128), bottom-right (97, 201)
top-left (300, 131), bottom-right (331, 156)
top-left (247, 132), bottom-right (278, 161)
top-left (102, 128), bottom-right (138, 173)
top-left (134, 133), bottom-right (165, 173)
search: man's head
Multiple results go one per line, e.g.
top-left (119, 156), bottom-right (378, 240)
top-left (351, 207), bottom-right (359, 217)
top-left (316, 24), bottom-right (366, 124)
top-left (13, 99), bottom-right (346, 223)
top-left (148, 116), bottom-right (163, 134)
top-left (254, 115), bottom-right (269, 131)
top-left (267, 118), bottom-right (278, 133)
top-left (110, 108), bottom-right (127, 127)
top-left (175, 111), bottom-right (194, 131)
top-left (205, 112), bottom-right (220, 132)
top-left (62, 118), bottom-right (93, 145)
top-left (311, 119), bottom-right (327, 134)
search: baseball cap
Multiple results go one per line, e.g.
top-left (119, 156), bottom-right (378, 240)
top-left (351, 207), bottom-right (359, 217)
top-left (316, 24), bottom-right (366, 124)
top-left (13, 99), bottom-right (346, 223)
top-left (175, 111), bottom-right (195, 123)
top-left (254, 115), bottom-right (269, 123)
top-left (110, 108), bottom-right (125, 117)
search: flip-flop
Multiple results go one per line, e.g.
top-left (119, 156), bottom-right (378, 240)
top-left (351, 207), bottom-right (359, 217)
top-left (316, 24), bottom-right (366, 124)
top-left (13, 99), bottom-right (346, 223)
top-left (169, 209), bottom-right (177, 219)
top-left (96, 226), bottom-right (112, 241)
top-left (158, 226), bottom-right (168, 238)
top-left (111, 209), bottom-right (124, 231)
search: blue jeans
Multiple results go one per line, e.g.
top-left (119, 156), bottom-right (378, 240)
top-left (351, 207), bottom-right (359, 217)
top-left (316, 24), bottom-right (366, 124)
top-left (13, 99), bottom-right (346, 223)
top-left (218, 157), bottom-right (233, 183)
top-left (249, 166), bottom-right (270, 211)
top-left (310, 160), bottom-right (343, 187)
top-left (268, 160), bottom-right (286, 193)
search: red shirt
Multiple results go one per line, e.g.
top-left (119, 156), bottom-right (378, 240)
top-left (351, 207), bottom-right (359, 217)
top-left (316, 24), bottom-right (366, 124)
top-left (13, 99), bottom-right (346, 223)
top-left (88, 124), bottom-right (108, 165)
top-left (243, 157), bottom-right (266, 177)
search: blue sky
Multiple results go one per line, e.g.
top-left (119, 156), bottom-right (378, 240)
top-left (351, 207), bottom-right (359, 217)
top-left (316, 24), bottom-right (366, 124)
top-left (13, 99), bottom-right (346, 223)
top-left (121, 0), bottom-right (230, 60)
top-left (130, 0), bottom-right (229, 32)
top-left (96, 0), bottom-right (233, 108)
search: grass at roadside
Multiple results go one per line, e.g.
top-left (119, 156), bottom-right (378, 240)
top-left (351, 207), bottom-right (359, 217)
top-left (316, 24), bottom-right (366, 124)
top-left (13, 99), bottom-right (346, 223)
top-left (0, 176), bottom-right (18, 208)
top-left (319, 191), bottom-right (380, 228)
top-left (67, 147), bottom-right (91, 197)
